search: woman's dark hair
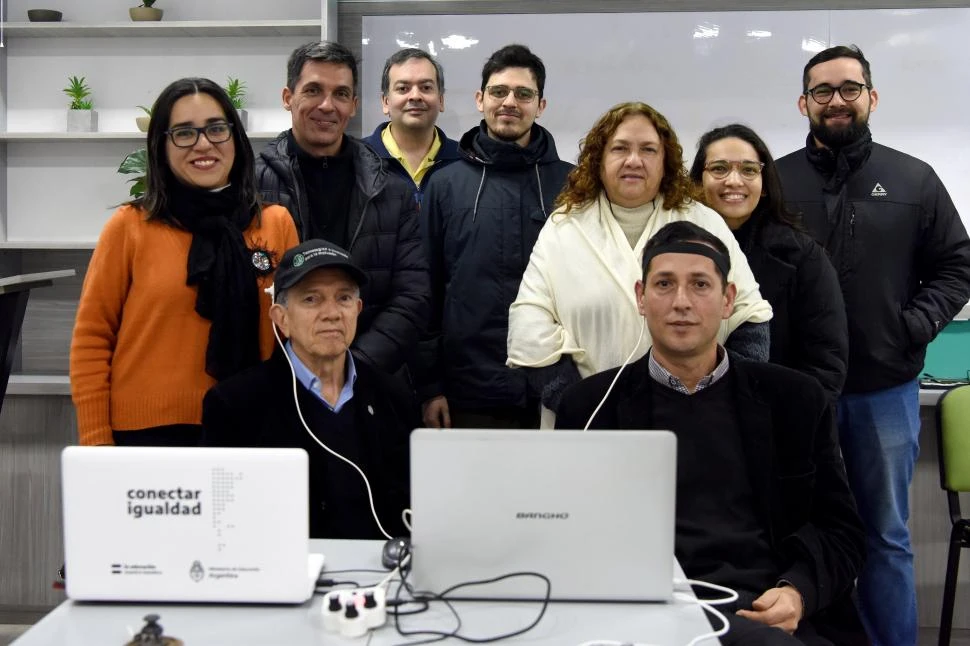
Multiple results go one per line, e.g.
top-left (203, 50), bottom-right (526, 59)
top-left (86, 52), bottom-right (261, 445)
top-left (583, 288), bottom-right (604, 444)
top-left (689, 123), bottom-right (801, 233)
top-left (135, 77), bottom-right (260, 223)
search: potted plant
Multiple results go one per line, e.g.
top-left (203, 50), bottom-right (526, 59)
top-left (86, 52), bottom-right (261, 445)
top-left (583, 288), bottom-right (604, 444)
top-left (64, 76), bottom-right (97, 133)
top-left (118, 148), bottom-right (148, 198)
top-left (129, 0), bottom-right (162, 21)
top-left (224, 77), bottom-right (248, 130)
top-left (135, 105), bottom-right (152, 133)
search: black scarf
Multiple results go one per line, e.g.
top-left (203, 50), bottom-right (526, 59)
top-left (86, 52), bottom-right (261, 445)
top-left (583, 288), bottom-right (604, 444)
top-left (164, 181), bottom-right (261, 381)
top-left (804, 127), bottom-right (873, 194)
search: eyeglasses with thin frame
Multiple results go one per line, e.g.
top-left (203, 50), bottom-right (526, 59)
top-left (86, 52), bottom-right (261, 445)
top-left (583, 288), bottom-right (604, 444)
top-left (484, 85), bottom-right (539, 103)
top-left (804, 80), bottom-right (870, 105)
top-left (703, 160), bottom-right (765, 180)
top-left (165, 122), bottom-right (234, 148)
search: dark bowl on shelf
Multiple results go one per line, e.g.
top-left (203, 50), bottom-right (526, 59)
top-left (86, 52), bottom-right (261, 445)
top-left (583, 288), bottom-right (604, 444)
top-left (27, 9), bottom-right (63, 22)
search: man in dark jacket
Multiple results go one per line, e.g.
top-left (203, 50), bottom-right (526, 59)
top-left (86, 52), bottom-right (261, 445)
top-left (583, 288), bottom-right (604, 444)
top-left (557, 222), bottom-right (865, 646)
top-left (202, 240), bottom-right (417, 540)
top-left (361, 48), bottom-right (460, 208)
top-left (255, 41), bottom-right (431, 374)
top-left (775, 45), bottom-right (970, 646)
top-left (419, 44), bottom-right (573, 429)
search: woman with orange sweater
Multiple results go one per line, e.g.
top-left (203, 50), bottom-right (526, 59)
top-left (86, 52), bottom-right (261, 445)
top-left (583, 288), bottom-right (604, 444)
top-left (70, 78), bottom-right (298, 446)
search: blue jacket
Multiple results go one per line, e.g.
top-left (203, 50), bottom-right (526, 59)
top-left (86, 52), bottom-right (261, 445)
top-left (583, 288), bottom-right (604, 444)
top-left (418, 122), bottom-right (574, 409)
top-left (362, 122), bottom-right (460, 210)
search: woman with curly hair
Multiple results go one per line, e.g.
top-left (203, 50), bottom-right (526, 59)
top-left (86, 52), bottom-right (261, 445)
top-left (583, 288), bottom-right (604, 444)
top-left (507, 102), bottom-right (772, 427)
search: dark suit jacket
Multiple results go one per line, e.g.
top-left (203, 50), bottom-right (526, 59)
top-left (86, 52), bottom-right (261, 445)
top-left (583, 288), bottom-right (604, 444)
top-left (556, 356), bottom-right (865, 625)
top-left (201, 350), bottom-right (419, 539)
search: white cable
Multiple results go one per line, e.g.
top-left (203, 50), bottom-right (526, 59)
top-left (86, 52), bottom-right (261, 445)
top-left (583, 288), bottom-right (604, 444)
top-left (376, 553), bottom-right (411, 590)
top-left (582, 318), bottom-right (646, 431)
top-left (402, 508), bottom-right (413, 532)
top-left (271, 317), bottom-right (394, 541)
top-left (675, 595), bottom-right (730, 646)
top-left (674, 578), bottom-right (739, 605)
top-left (575, 578), bottom-right (737, 646)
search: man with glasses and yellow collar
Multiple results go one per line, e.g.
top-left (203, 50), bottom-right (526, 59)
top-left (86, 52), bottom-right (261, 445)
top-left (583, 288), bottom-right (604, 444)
top-left (417, 44), bottom-right (572, 430)
top-left (776, 44), bottom-right (970, 646)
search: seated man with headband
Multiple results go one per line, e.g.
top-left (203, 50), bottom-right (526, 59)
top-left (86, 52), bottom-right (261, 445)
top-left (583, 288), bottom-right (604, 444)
top-left (556, 221), bottom-right (865, 646)
top-left (202, 239), bottom-right (418, 539)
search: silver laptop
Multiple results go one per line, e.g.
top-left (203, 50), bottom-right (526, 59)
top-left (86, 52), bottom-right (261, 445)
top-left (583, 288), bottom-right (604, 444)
top-left (409, 429), bottom-right (677, 602)
top-left (61, 446), bottom-right (325, 603)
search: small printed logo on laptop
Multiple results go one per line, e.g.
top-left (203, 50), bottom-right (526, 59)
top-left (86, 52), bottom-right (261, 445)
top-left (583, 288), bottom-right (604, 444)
top-left (871, 182), bottom-right (887, 197)
top-left (189, 560), bottom-right (205, 582)
top-left (111, 563), bottom-right (122, 575)
top-left (515, 512), bottom-right (569, 519)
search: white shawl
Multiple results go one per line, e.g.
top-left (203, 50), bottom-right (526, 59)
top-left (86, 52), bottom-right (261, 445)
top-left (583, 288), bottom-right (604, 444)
top-left (507, 193), bottom-right (773, 383)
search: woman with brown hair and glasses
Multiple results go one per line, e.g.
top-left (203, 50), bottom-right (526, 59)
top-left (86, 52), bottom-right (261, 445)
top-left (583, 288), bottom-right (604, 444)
top-left (70, 77), bottom-right (298, 446)
top-left (690, 123), bottom-right (847, 402)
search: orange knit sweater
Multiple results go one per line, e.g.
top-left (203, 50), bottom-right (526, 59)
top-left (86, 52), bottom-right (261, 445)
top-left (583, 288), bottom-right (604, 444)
top-left (70, 204), bottom-right (299, 446)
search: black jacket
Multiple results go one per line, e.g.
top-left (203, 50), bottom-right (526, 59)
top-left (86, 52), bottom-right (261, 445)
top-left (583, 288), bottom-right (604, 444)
top-left (201, 350), bottom-right (417, 539)
top-left (418, 122), bottom-right (574, 408)
top-left (361, 122), bottom-right (460, 209)
top-left (556, 357), bottom-right (865, 629)
top-left (255, 132), bottom-right (431, 374)
top-left (776, 138), bottom-right (970, 393)
top-left (735, 219), bottom-right (848, 403)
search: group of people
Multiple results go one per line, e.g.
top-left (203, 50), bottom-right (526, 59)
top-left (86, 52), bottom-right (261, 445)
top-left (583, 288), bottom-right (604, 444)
top-left (67, 36), bottom-right (970, 646)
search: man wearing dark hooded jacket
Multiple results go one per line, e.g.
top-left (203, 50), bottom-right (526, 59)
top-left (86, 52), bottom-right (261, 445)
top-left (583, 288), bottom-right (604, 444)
top-left (256, 41), bottom-right (430, 375)
top-left (418, 44), bottom-right (573, 430)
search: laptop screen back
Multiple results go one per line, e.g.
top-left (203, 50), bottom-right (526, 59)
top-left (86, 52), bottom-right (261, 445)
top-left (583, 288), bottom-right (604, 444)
top-left (61, 446), bottom-right (314, 603)
top-left (409, 429), bottom-right (677, 602)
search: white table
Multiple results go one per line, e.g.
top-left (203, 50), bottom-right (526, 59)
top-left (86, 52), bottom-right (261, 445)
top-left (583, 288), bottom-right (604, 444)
top-left (12, 539), bottom-right (720, 645)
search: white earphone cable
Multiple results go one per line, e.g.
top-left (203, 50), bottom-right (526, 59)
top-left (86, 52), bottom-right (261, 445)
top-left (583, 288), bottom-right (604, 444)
top-left (266, 284), bottom-right (393, 541)
top-left (582, 317), bottom-right (646, 431)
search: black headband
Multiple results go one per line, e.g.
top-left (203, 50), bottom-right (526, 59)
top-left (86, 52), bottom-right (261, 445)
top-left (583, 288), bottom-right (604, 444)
top-left (641, 241), bottom-right (731, 279)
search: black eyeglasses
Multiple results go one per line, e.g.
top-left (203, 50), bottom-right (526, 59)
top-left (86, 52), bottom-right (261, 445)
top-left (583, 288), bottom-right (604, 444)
top-left (484, 85), bottom-right (539, 103)
top-left (165, 122), bottom-right (234, 148)
top-left (804, 81), bottom-right (870, 105)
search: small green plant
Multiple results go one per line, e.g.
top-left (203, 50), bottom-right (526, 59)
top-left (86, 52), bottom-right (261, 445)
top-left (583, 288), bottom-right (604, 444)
top-left (118, 148), bottom-right (148, 198)
top-left (224, 77), bottom-right (247, 110)
top-left (64, 76), bottom-right (93, 110)
top-left (139, 0), bottom-right (157, 7)
top-left (137, 105), bottom-right (152, 117)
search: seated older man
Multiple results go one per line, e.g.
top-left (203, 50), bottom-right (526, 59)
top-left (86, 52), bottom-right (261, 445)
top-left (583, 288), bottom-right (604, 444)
top-left (556, 221), bottom-right (865, 646)
top-left (202, 239), bottom-right (418, 539)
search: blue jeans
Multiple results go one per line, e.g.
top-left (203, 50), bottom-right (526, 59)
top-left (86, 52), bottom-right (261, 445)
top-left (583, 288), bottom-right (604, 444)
top-left (837, 379), bottom-right (920, 646)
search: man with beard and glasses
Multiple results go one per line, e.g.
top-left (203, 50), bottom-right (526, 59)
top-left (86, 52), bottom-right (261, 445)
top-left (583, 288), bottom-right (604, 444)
top-left (417, 44), bottom-right (573, 429)
top-left (362, 48), bottom-right (459, 210)
top-left (776, 44), bottom-right (970, 646)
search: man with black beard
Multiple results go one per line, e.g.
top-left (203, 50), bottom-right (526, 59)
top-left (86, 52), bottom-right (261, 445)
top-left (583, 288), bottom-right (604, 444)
top-left (776, 44), bottom-right (970, 646)
top-left (417, 44), bottom-right (573, 429)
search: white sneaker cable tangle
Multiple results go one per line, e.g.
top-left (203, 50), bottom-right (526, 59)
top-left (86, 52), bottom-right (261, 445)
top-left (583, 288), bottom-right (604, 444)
top-left (320, 555), bottom-right (410, 638)
top-left (575, 578), bottom-right (738, 646)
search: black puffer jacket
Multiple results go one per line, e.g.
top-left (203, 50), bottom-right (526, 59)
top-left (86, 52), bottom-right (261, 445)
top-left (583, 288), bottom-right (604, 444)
top-left (419, 122), bottom-right (573, 408)
top-left (777, 135), bottom-right (970, 393)
top-left (734, 219), bottom-right (848, 403)
top-left (255, 132), bottom-right (431, 374)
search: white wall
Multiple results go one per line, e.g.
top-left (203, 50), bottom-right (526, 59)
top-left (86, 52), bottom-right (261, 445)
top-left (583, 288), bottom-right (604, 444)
top-left (361, 9), bottom-right (970, 229)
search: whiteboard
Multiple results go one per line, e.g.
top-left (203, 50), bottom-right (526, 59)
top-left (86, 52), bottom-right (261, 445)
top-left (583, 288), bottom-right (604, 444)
top-left (361, 9), bottom-right (970, 228)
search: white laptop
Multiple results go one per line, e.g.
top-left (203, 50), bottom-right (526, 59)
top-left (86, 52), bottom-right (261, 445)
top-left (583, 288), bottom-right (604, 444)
top-left (61, 446), bottom-right (325, 603)
top-left (409, 429), bottom-right (677, 602)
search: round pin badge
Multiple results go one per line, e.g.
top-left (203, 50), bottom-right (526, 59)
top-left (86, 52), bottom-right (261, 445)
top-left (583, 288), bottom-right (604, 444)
top-left (251, 250), bottom-right (271, 273)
